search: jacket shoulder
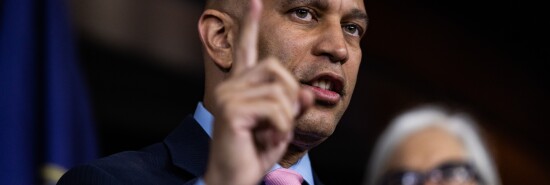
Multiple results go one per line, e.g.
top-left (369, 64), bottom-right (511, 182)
top-left (58, 143), bottom-right (192, 185)
top-left (57, 163), bottom-right (122, 185)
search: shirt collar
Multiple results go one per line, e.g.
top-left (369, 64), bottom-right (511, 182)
top-left (193, 102), bottom-right (214, 138)
top-left (193, 102), bottom-right (315, 185)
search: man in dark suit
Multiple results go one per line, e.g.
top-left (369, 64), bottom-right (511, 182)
top-left (58, 0), bottom-right (368, 184)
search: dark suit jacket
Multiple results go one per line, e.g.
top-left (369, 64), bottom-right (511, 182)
top-left (58, 115), bottom-right (324, 185)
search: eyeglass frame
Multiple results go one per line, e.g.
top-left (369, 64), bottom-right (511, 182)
top-left (377, 161), bottom-right (483, 185)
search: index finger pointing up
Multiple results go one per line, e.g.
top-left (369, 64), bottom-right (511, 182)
top-left (231, 0), bottom-right (263, 75)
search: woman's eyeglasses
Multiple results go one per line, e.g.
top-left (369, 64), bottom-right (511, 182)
top-left (378, 162), bottom-right (481, 185)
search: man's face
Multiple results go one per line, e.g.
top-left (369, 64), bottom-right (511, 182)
top-left (256, 0), bottom-right (367, 149)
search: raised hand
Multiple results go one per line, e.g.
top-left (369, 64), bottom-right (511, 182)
top-left (203, 0), bottom-right (313, 185)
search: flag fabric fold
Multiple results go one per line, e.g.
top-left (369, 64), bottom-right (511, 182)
top-left (1, 0), bottom-right (98, 184)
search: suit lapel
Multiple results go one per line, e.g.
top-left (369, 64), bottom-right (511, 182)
top-left (164, 115), bottom-right (210, 177)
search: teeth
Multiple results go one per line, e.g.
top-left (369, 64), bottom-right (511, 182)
top-left (312, 80), bottom-right (332, 90)
top-left (313, 81), bottom-right (319, 88)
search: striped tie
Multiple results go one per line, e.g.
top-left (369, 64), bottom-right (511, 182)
top-left (264, 168), bottom-right (304, 185)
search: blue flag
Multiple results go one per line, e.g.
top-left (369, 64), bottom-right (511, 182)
top-left (0, 0), bottom-right (98, 184)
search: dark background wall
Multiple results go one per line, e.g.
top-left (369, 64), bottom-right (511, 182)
top-left (69, 0), bottom-right (549, 184)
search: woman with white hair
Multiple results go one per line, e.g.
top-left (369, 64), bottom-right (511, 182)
top-left (364, 105), bottom-right (501, 185)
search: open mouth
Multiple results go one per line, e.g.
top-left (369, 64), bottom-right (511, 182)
top-left (301, 73), bottom-right (344, 106)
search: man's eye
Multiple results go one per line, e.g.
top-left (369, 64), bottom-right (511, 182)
top-left (292, 8), bottom-right (313, 21)
top-left (343, 24), bottom-right (362, 36)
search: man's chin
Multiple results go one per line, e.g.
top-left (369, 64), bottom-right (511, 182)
top-left (291, 101), bottom-right (344, 149)
top-left (290, 132), bottom-right (328, 151)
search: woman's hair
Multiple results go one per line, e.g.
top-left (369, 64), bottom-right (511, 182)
top-left (364, 105), bottom-right (501, 185)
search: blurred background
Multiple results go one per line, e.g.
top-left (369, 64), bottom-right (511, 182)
top-left (2, 0), bottom-right (547, 184)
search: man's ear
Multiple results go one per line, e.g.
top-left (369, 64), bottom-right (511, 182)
top-left (198, 9), bottom-right (235, 71)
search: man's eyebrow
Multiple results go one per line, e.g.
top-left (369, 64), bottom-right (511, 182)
top-left (280, 0), bottom-right (368, 25)
top-left (344, 8), bottom-right (369, 26)
top-left (281, 0), bottom-right (329, 10)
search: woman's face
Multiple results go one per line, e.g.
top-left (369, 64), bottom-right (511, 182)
top-left (380, 126), bottom-right (478, 185)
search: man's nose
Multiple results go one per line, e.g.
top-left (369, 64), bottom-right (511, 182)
top-left (312, 22), bottom-right (349, 64)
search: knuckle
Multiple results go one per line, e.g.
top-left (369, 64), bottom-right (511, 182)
top-left (270, 85), bottom-right (292, 107)
top-left (271, 85), bottom-right (294, 110)
top-left (272, 102), bottom-right (292, 124)
top-left (270, 84), bottom-right (285, 98)
top-left (267, 103), bottom-right (281, 117)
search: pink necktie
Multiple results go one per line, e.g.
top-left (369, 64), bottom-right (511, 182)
top-left (264, 168), bottom-right (304, 185)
